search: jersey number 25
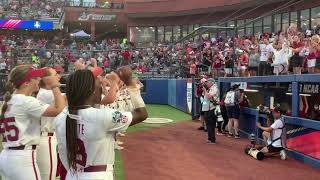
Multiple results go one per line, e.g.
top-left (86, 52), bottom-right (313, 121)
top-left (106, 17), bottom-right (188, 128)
top-left (0, 117), bottom-right (19, 142)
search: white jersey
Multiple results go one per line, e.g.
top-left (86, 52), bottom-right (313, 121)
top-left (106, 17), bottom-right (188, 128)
top-left (1, 94), bottom-right (49, 148)
top-left (36, 88), bottom-right (55, 133)
top-left (54, 107), bottom-right (132, 170)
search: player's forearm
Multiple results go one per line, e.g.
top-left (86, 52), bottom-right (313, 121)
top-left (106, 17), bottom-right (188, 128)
top-left (128, 87), bottom-right (148, 126)
top-left (260, 126), bottom-right (273, 132)
top-left (52, 87), bottom-right (65, 112)
top-left (101, 87), bottom-right (118, 105)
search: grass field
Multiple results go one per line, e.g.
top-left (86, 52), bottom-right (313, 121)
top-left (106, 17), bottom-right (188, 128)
top-left (114, 104), bottom-right (191, 180)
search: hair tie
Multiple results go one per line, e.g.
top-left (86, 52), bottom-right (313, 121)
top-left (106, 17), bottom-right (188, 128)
top-left (67, 113), bottom-right (81, 120)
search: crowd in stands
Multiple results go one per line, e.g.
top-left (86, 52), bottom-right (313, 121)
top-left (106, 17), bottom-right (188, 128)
top-left (187, 25), bottom-right (320, 78)
top-left (0, 0), bottom-right (64, 19)
top-left (1, 24), bottom-right (320, 79)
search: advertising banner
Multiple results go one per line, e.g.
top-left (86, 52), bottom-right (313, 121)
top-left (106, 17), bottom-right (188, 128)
top-left (187, 79), bottom-right (193, 114)
top-left (286, 124), bottom-right (320, 160)
top-left (78, 12), bottom-right (117, 21)
top-left (0, 19), bottom-right (53, 30)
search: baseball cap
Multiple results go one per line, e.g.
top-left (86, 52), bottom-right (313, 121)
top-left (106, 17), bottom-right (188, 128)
top-left (15, 67), bottom-right (47, 87)
top-left (53, 65), bottom-right (63, 73)
top-left (200, 78), bottom-right (207, 83)
top-left (207, 78), bottom-right (215, 82)
top-left (232, 84), bottom-right (240, 88)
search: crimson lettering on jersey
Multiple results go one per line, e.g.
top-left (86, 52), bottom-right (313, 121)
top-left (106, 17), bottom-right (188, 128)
top-left (76, 138), bottom-right (87, 167)
top-left (76, 123), bottom-right (86, 168)
top-left (0, 117), bottom-right (19, 142)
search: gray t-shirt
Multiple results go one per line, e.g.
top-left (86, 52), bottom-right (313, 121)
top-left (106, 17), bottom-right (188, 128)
top-left (249, 53), bottom-right (260, 67)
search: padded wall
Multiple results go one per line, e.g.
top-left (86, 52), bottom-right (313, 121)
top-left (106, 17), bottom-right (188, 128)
top-left (175, 79), bottom-right (188, 112)
top-left (168, 80), bottom-right (177, 107)
top-left (143, 79), bottom-right (168, 104)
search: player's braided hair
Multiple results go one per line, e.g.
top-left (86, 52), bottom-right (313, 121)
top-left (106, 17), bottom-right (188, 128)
top-left (65, 69), bottom-right (95, 171)
top-left (1, 65), bottom-right (31, 117)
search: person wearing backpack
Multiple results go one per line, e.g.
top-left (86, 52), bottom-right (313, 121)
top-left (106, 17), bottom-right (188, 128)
top-left (256, 106), bottom-right (287, 160)
top-left (201, 78), bottom-right (219, 144)
top-left (224, 84), bottom-right (241, 138)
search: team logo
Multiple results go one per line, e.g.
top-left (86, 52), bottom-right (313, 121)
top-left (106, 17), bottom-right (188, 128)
top-left (112, 111), bottom-right (123, 123)
top-left (121, 116), bottom-right (128, 124)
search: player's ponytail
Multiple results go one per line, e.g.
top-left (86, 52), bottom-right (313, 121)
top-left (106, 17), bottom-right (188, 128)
top-left (1, 65), bottom-right (31, 117)
top-left (1, 81), bottom-right (15, 117)
top-left (65, 70), bottom-right (95, 171)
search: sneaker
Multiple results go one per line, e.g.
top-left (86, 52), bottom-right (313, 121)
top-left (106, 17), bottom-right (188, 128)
top-left (115, 144), bottom-right (124, 150)
top-left (216, 132), bottom-right (224, 136)
top-left (280, 150), bottom-right (287, 160)
top-left (227, 133), bottom-right (233, 138)
top-left (235, 135), bottom-right (240, 139)
top-left (116, 141), bottom-right (124, 145)
top-left (206, 140), bottom-right (216, 144)
top-left (198, 126), bottom-right (205, 130)
top-left (221, 131), bottom-right (228, 134)
top-left (118, 132), bottom-right (126, 137)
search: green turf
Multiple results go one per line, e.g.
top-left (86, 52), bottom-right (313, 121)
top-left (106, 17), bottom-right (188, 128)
top-left (114, 104), bottom-right (191, 180)
top-left (126, 104), bottom-right (192, 133)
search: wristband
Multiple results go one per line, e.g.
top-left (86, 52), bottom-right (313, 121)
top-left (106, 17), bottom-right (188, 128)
top-left (51, 85), bottom-right (60, 90)
top-left (127, 88), bottom-right (145, 109)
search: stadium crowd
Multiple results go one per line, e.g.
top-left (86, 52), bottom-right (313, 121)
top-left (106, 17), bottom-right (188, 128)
top-left (0, 25), bottom-right (320, 79)
top-left (0, 0), bottom-right (64, 19)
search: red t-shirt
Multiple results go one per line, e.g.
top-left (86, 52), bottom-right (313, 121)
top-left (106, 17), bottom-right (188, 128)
top-left (122, 51), bottom-right (130, 60)
top-left (103, 60), bottom-right (110, 67)
top-left (291, 42), bottom-right (304, 55)
top-left (190, 64), bottom-right (196, 75)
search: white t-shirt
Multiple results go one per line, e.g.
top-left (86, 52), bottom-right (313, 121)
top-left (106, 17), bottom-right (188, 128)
top-left (259, 43), bottom-right (273, 62)
top-left (201, 84), bottom-right (219, 111)
top-left (0, 62), bottom-right (6, 70)
top-left (270, 118), bottom-right (284, 147)
top-left (54, 107), bottom-right (132, 170)
top-left (272, 48), bottom-right (286, 65)
top-left (36, 88), bottom-right (55, 133)
top-left (1, 94), bottom-right (49, 148)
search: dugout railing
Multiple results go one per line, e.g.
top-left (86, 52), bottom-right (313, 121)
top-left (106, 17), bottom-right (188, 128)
top-left (215, 74), bottom-right (320, 168)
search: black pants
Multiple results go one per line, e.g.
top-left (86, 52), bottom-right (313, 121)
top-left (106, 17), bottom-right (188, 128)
top-left (221, 105), bottom-right (229, 131)
top-left (217, 121), bottom-right (223, 133)
top-left (258, 61), bottom-right (272, 76)
top-left (203, 109), bottom-right (217, 142)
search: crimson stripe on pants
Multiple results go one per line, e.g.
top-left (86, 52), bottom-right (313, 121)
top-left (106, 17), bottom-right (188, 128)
top-left (32, 150), bottom-right (39, 180)
top-left (49, 137), bottom-right (53, 180)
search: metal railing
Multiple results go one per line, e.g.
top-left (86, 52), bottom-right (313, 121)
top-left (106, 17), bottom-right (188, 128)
top-left (64, 1), bottom-right (124, 9)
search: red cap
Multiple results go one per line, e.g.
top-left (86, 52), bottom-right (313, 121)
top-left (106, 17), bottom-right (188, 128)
top-left (91, 67), bottom-right (103, 77)
top-left (15, 67), bottom-right (47, 87)
top-left (53, 65), bottom-right (63, 72)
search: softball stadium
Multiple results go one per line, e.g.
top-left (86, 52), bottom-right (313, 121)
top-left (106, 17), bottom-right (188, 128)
top-left (0, 0), bottom-right (320, 180)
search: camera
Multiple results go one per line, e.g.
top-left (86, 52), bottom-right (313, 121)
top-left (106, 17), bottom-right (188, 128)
top-left (245, 147), bottom-right (264, 161)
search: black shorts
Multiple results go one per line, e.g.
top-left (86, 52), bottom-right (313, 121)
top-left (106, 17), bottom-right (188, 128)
top-left (290, 54), bottom-right (304, 67)
top-left (226, 105), bottom-right (240, 119)
top-left (248, 66), bottom-right (258, 71)
top-left (267, 145), bottom-right (283, 153)
top-left (316, 58), bottom-right (320, 68)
